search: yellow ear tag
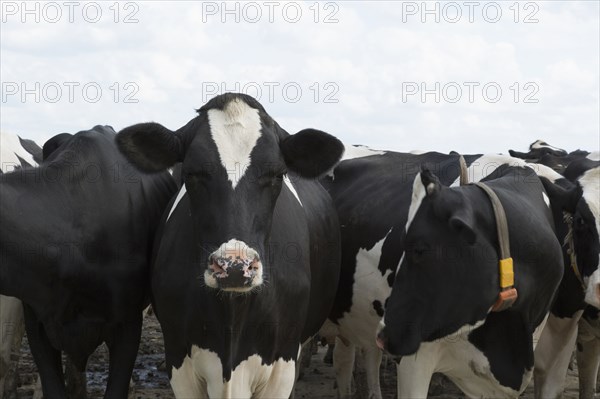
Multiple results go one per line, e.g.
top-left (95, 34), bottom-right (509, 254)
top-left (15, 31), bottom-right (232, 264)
top-left (499, 257), bottom-right (514, 288)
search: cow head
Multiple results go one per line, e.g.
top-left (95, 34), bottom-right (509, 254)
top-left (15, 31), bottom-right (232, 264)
top-left (377, 169), bottom-right (498, 355)
top-left (116, 93), bottom-right (344, 292)
top-left (543, 163), bottom-right (600, 309)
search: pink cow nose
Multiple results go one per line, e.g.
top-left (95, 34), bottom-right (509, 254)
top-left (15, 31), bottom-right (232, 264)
top-left (205, 240), bottom-right (263, 291)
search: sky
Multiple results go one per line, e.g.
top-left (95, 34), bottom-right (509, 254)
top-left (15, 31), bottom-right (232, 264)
top-left (1, 1), bottom-right (599, 155)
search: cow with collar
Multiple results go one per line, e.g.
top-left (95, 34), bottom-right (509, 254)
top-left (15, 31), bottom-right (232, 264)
top-left (376, 165), bottom-right (564, 397)
top-left (115, 93), bottom-right (344, 398)
top-left (0, 125), bottom-right (176, 398)
top-left (320, 149), bottom-right (565, 399)
top-left (0, 131), bottom-right (42, 399)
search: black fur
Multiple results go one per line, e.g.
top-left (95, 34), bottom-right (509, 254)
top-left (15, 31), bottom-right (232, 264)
top-left (116, 122), bottom-right (182, 173)
top-left (280, 129), bottom-right (344, 178)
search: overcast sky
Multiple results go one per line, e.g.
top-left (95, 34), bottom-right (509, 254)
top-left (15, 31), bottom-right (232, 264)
top-left (1, 1), bottom-right (598, 155)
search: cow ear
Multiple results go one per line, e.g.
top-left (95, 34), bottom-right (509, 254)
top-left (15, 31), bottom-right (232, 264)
top-left (116, 122), bottom-right (183, 173)
top-left (540, 177), bottom-right (579, 213)
top-left (43, 133), bottom-right (73, 161)
top-left (449, 214), bottom-right (477, 245)
top-left (420, 167), bottom-right (441, 196)
top-left (280, 129), bottom-right (344, 178)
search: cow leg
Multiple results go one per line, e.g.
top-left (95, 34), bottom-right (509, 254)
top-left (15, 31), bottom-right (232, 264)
top-left (0, 296), bottom-right (25, 399)
top-left (23, 304), bottom-right (66, 398)
top-left (534, 311), bottom-right (583, 399)
top-left (103, 317), bottom-right (142, 399)
top-left (362, 345), bottom-right (383, 399)
top-left (576, 316), bottom-right (600, 399)
top-left (396, 351), bottom-right (436, 398)
top-left (333, 337), bottom-right (355, 398)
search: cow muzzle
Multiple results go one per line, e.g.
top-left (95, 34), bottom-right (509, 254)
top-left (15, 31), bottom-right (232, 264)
top-left (204, 239), bottom-right (263, 292)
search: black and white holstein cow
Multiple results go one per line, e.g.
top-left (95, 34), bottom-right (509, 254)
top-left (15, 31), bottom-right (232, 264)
top-left (377, 165), bottom-right (564, 397)
top-left (0, 126), bottom-right (176, 398)
top-left (509, 140), bottom-right (600, 398)
top-left (116, 93), bottom-right (344, 398)
top-left (320, 149), bottom-right (564, 399)
top-left (0, 131), bottom-right (42, 399)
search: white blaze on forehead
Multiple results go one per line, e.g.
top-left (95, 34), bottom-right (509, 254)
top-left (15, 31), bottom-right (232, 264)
top-left (167, 184), bottom-right (187, 221)
top-left (207, 99), bottom-right (262, 189)
top-left (0, 132), bottom-right (37, 172)
top-left (283, 175), bottom-right (302, 206)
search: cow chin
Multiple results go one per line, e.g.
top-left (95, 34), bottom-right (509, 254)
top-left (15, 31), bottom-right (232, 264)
top-left (203, 239), bottom-right (264, 293)
top-left (584, 268), bottom-right (600, 309)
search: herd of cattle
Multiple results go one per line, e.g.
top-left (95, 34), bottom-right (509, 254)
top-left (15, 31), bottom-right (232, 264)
top-left (0, 92), bottom-right (598, 399)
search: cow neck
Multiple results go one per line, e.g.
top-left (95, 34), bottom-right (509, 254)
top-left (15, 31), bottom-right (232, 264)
top-left (563, 212), bottom-right (586, 290)
top-left (473, 182), bottom-right (518, 312)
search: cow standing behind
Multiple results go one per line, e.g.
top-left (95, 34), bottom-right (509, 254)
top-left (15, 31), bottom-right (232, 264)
top-left (116, 93), bottom-right (344, 398)
top-left (510, 141), bottom-right (600, 398)
top-left (0, 126), bottom-right (176, 398)
top-left (0, 131), bottom-right (42, 399)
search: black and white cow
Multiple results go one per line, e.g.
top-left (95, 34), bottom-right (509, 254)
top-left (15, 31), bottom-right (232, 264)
top-left (319, 149), bottom-right (564, 399)
top-left (533, 156), bottom-right (600, 399)
top-left (509, 139), bottom-right (599, 173)
top-left (0, 131), bottom-right (42, 399)
top-left (115, 93), bottom-right (344, 398)
top-left (377, 165), bottom-right (564, 397)
top-left (0, 126), bottom-right (176, 398)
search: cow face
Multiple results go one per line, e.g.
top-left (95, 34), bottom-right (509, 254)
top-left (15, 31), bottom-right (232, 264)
top-left (377, 169), bottom-right (498, 356)
top-left (116, 93), bottom-right (344, 293)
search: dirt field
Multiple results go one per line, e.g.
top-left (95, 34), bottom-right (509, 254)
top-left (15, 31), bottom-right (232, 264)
top-left (15, 313), bottom-right (587, 399)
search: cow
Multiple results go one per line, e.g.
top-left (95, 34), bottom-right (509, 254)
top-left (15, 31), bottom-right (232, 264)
top-left (0, 131), bottom-right (42, 399)
top-left (319, 148), bottom-right (565, 398)
top-left (509, 139), bottom-right (599, 173)
top-left (115, 93), bottom-right (344, 398)
top-left (0, 125), bottom-right (177, 398)
top-left (533, 157), bottom-right (600, 399)
top-left (376, 165), bottom-right (564, 397)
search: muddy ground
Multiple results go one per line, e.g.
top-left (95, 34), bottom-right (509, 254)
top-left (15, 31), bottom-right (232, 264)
top-left (15, 313), bottom-right (588, 398)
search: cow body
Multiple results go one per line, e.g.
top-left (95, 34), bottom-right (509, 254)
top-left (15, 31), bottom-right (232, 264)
top-left (377, 166), bottom-right (563, 397)
top-left (0, 126), bottom-right (176, 398)
top-left (321, 149), bottom-right (565, 398)
top-left (116, 93), bottom-right (343, 398)
top-left (0, 131), bottom-right (42, 399)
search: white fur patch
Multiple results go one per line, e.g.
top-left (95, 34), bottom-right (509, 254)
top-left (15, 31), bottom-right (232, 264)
top-left (207, 99), bottom-right (262, 189)
top-left (337, 232), bottom-right (393, 349)
top-left (0, 131), bottom-right (37, 172)
top-left (397, 318), bottom-right (525, 398)
top-left (587, 151), bottom-right (600, 161)
top-left (170, 346), bottom-right (296, 398)
top-left (579, 167), bottom-right (600, 307)
top-left (340, 144), bottom-right (385, 162)
top-left (542, 192), bottom-right (550, 208)
top-left (448, 154), bottom-right (563, 187)
top-left (406, 173), bottom-right (427, 232)
top-left (167, 184), bottom-right (187, 222)
top-left (283, 174), bottom-right (302, 206)
top-left (530, 140), bottom-right (565, 152)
